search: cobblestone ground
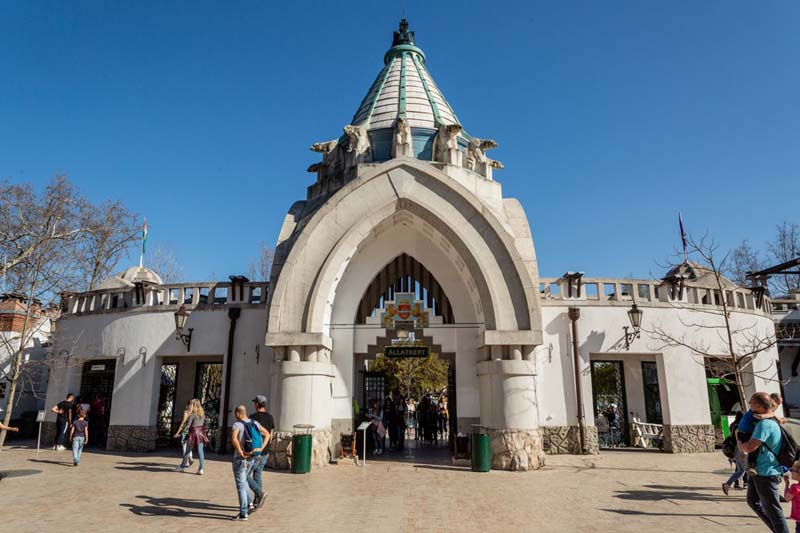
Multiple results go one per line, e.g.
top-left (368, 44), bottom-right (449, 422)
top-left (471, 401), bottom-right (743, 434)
top-left (0, 440), bottom-right (781, 532)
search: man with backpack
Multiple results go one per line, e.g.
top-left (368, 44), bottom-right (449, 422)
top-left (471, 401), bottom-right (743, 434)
top-left (739, 392), bottom-right (791, 533)
top-left (230, 404), bottom-right (270, 521)
top-left (248, 395), bottom-right (274, 509)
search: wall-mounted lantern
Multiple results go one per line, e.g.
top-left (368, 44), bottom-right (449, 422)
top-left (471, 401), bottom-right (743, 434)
top-left (623, 304), bottom-right (643, 351)
top-left (174, 305), bottom-right (193, 351)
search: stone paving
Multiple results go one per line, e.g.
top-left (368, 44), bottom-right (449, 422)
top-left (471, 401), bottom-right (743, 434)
top-left (0, 440), bottom-right (784, 532)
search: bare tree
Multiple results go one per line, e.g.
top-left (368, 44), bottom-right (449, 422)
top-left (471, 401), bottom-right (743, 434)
top-left (728, 221), bottom-right (800, 297)
top-left (767, 221), bottom-right (800, 296)
top-left (647, 234), bottom-right (787, 407)
top-left (247, 243), bottom-right (274, 281)
top-left (74, 200), bottom-right (139, 290)
top-left (0, 176), bottom-right (138, 447)
top-left (728, 240), bottom-right (764, 288)
top-left (148, 243), bottom-right (184, 284)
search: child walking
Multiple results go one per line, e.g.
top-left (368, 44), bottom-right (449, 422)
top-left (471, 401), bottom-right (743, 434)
top-left (784, 460), bottom-right (800, 532)
top-left (69, 409), bottom-right (89, 466)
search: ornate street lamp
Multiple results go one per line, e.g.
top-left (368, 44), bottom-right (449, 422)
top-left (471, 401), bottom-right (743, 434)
top-left (623, 304), bottom-right (643, 351)
top-left (174, 305), bottom-right (193, 351)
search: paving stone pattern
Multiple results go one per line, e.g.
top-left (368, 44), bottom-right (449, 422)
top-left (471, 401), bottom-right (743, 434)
top-left (0, 441), bottom-right (777, 531)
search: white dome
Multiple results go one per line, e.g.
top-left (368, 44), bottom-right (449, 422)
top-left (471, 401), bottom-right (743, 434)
top-left (96, 266), bottom-right (163, 290)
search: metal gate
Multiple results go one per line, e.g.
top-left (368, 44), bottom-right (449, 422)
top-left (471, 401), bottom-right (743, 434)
top-left (362, 371), bottom-right (385, 411)
top-left (591, 360), bottom-right (629, 448)
top-left (195, 362), bottom-right (223, 453)
top-left (156, 363), bottom-right (179, 447)
top-left (79, 360), bottom-right (116, 448)
top-left (447, 363), bottom-right (456, 452)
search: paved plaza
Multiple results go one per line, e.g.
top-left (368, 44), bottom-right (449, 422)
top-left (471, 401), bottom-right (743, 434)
top-left (0, 440), bottom-right (783, 532)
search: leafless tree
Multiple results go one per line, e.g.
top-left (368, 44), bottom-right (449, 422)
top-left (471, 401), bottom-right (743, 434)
top-left (148, 243), bottom-right (184, 284)
top-left (647, 233), bottom-right (788, 407)
top-left (74, 200), bottom-right (139, 290)
top-left (0, 175), bottom-right (138, 447)
top-left (247, 243), bottom-right (274, 281)
top-left (728, 221), bottom-right (800, 297)
top-left (767, 222), bottom-right (800, 296)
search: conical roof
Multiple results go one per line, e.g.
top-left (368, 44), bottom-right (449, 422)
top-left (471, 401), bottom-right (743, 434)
top-left (350, 19), bottom-right (461, 132)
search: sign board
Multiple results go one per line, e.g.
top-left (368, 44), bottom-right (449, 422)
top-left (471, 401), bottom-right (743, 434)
top-left (90, 364), bottom-right (105, 371)
top-left (36, 410), bottom-right (46, 422)
top-left (384, 346), bottom-right (429, 358)
top-left (357, 421), bottom-right (372, 431)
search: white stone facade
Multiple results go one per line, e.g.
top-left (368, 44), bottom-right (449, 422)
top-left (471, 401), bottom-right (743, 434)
top-left (42, 20), bottom-right (783, 469)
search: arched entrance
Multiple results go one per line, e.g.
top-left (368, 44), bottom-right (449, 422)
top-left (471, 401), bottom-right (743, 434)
top-left (265, 159), bottom-right (546, 470)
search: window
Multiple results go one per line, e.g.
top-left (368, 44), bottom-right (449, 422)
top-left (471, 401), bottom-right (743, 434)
top-left (184, 288), bottom-right (194, 305)
top-left (213, 287), bottom-right (228, 304)
top-left (604, 283), bottom-right (616, 300)
top-left (637, 284), bottom-right (650, 301)
top-left (584, 283), bottom-right (599, 300)
top-left (169, 289), bottom-right (179, 305)
top-left (250, 286), bottom-right (262, 304)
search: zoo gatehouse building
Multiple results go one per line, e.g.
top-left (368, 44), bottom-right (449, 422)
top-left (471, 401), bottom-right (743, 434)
top-left (43, 20), bottom-right (782, 471)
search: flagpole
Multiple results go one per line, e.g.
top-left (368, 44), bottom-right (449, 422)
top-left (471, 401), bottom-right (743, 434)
top-left (139, 218), bottom-right (147, 268)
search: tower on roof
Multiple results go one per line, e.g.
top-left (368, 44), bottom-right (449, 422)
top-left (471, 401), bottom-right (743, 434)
top-left (306, 19), bottom-right (503, 199)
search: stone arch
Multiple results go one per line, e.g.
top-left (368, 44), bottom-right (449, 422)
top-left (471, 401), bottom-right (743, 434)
top-left (266, 159), bottom-right (542, 347)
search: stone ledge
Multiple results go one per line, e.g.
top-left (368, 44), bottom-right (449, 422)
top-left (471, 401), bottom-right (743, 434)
top-left (107, 425), bottom-right (157, 452)
top-left (488, 428), bottom-right (546, 471)
top-left (663, 424), bottom-right (715, 453)
top-left (542, 425), bottom-right (599, 455)
top-left (266, 429), bottom-right (332, 471)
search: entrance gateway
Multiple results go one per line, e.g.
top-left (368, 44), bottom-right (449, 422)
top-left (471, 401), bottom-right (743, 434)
top-left (264, 19), bottom-right (545, 471)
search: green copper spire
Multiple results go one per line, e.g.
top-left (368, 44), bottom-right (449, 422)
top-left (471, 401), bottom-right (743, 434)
top-left (384, 18), bottom-right (426, 65)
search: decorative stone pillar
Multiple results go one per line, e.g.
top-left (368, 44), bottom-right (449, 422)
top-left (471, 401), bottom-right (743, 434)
top-left (662, 424), bottom-right (715, 453)
top-left (476, 358), bottom-right (545, 471)
top-left (269, 356), bottom-right (336, 470)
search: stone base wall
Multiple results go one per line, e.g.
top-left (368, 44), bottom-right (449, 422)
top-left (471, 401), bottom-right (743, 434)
top-left (107, 425), bottom-right (157, 452)
top-left (542, 425), bottom-right (599, 455)
top-left (488, 429), bottom-right (546, 471)
top-left (663, 424), bottom-right (715, 453)
top-left (266, 428), bottom-right (332, 471)
top-left (42, 421), bottom-right (56, 447)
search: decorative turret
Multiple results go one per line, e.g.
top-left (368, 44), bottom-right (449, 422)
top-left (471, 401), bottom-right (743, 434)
top-left (307, 19), bottom-right (503, 199)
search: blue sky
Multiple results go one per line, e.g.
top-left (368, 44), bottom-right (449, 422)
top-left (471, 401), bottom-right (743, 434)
top-left (1, 1), bottom-right (798, 282)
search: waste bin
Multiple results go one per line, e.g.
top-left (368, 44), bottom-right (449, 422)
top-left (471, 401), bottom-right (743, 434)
top-left (470, 424), bottom-right (491, 472)
top-left (291, 424), bottom-right (314, 474)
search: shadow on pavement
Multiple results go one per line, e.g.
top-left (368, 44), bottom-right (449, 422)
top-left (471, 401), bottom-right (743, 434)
top-left (115, 461), bottom-right (180, 473)
top-left (0, 469), bottom-right (43, 479)
top-left (27, 458), bottom-right (73, 468)
top-left (121, 495), bottom-right (238, 520)
top-left (614, 484), bottom-right (729, 502)
top-left (603, 509), bottom-right (755, 519)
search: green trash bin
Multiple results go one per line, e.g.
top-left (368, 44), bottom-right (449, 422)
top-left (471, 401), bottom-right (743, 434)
top-left (470, 424), bottom-right (491, 472)
top-left (291, 424), bottom-right (314, 474)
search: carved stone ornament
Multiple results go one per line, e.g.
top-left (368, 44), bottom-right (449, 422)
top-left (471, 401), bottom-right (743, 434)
top-left (434, 123), bottom-right (463, 165)
top-left (391, 117), bottom-right (413, 158)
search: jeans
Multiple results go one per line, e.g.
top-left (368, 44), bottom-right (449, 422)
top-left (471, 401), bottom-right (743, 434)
top-left (372, 431), bottom-right (384, 451)
top-left (183, 442), bottom-right (204, 471)
top-left (56, 419), bottom-right (69, 446)
top-left (72, 436), bottom-right (85, 464)
top-left (747, 474), bottom-right (790, 533)
top-left (232, 455), bottom-right (254, 516)
top-left (726, 451), bottom-right (747, 486)
top-left (247, 454), bottom-right (268, 498)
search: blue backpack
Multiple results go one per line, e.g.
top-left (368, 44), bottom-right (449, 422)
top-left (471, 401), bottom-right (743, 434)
top-left (242, 420), bottom-right (263, 456)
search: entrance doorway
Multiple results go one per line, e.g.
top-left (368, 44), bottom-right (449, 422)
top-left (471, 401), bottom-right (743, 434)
top-left (195, 362), bottom-right (223, 452)
top-left (591, 360), bottom-right (629, 448)
top-left (156, 363), bottom-right (179, 447)
top-left (358, 351), bottom-right (454, 463)
top-left (79, 359), bottom-right (115, 448)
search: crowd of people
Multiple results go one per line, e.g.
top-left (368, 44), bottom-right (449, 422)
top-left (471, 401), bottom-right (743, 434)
top-left (48, 391), bottom-right (275, 521)
top-left (364, 392), bottom-right (448, 455)
top-left (723, 391), bottom-right (800, 533)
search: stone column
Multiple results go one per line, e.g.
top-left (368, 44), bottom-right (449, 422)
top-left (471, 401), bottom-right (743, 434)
top-left (268, 354), bottom-right (335, 470)
top-left (476, 357), bottom-right (545, 471)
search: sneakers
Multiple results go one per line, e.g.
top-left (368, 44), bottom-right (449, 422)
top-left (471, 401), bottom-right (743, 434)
top-left (248, 504), bottom-right (257, 515)
top-left (176, 465), bottom-right (186, 472)
top-left (56, 445), bottom-right (66, 451)
top-left (197, 469), bottom-right (204, 476)
top-left (257, 492), bottom-right (268, 509)
top-left (231, 514), bottom-right (248, 521)
top-left (722, 483), bottom-right (730, 496)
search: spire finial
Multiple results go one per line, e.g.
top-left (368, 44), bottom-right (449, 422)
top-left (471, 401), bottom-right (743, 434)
top-left (392, 18), bottom-right (415, 47)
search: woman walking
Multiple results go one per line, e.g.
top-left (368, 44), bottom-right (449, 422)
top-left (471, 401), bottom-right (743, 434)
top-left (174, 399), bottom-right (209, 475)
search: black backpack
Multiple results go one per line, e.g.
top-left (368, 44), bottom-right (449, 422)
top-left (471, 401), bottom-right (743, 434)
top-left (721, 435), bottom-right (737, 459)
top-left (763, 419), bottom-right (800, 468)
